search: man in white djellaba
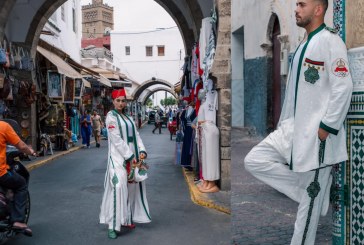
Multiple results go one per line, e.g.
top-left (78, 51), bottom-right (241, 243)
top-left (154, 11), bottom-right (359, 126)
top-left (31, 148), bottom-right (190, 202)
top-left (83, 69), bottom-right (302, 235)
top-left (99, 89), bottom-right (151, 239)
top-left (244, 0), bottom-right (353, 244)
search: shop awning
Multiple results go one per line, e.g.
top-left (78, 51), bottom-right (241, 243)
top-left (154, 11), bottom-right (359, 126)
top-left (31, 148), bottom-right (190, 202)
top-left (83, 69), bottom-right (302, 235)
top-left (98, 74), bottom-right (112, 87)
top-left (37, 46), bottom-right (91, 87)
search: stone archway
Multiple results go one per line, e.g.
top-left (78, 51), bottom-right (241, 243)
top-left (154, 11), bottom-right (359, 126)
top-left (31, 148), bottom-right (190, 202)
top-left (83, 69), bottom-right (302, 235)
top-left (141, 88), bottom-right (177, 105)
top-left (132, 78), bottom-right (175, 100)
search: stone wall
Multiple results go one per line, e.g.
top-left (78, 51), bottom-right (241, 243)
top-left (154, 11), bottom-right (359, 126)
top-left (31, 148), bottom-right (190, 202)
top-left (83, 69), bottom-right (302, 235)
top-left (212, 0), bottom-right (231, 191)
top-left (346, 0), bottom-right (364, 49)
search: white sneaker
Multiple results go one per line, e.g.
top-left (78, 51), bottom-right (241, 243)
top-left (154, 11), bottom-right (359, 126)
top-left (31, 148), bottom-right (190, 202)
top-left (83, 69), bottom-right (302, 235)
top-left (321, 174), bottom-right (332, 216)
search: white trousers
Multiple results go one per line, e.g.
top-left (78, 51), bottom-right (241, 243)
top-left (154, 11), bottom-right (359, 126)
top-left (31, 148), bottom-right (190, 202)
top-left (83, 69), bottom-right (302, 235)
top-left (244, 130), bottom-right (332, 245)
top-left (200, 122), bottom-right (220, 181)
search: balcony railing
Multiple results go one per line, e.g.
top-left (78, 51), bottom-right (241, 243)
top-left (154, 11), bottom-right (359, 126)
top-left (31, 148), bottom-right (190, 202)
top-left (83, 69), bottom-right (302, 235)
top-left (80, 47), bottom-right (113, 62)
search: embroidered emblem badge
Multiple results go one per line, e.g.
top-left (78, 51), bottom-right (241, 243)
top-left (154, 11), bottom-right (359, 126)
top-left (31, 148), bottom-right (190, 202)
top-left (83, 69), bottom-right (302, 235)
top-left (304, 66), bottom-right (320, 84)
top-left (332, 58), bottom-right (349, 77)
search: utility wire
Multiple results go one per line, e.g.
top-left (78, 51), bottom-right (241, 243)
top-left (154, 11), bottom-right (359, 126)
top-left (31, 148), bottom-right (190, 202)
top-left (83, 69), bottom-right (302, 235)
top-left (82, 26), bottom-right (178, 35)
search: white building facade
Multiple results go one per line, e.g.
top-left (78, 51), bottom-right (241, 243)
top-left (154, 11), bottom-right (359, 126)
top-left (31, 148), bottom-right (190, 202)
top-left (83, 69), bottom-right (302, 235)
top-left (110, 27), bottom-right (185, 104)
top-left (40, 0), bottom-right (82, 62)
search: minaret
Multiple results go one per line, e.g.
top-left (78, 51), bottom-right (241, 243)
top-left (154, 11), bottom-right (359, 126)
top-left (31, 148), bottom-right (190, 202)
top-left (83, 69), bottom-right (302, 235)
top-left (81, 0), bottom-right (114, 39)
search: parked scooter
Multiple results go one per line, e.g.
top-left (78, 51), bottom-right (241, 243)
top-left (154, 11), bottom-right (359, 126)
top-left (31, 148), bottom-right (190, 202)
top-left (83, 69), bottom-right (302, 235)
top-left (0, 120), bottom-right (31, 243)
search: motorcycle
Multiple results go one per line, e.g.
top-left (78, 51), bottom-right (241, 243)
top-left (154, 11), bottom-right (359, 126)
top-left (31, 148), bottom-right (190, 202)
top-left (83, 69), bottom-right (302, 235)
top-left (0, 119), bottom-right (31, 243)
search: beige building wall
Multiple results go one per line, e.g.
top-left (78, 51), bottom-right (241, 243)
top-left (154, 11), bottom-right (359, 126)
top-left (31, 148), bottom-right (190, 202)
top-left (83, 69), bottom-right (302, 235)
top-left (346, 0), bottom-right (364, 49)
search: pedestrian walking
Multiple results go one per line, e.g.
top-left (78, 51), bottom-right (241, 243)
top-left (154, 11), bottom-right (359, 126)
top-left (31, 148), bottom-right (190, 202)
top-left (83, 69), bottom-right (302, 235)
top-left (91, 109), bottom-right (103, 148)
top-left (100, 88), bottom-right (151, 239)
top-left (152, 110), bottom-right (162, 134)
top-left (244, 1), bottom-right (353, 244)
top-left (80, 110), bottom-right (92, 148)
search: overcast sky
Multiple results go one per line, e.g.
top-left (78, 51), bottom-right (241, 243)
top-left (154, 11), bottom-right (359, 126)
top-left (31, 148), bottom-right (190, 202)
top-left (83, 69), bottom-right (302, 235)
top-left (80, 0), bottom-right (177, 30)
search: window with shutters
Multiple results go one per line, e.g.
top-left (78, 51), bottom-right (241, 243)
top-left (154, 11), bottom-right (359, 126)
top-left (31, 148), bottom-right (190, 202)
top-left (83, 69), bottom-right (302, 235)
top-left (146, 46), bottom-right (153, 57)
top-left (157, 46), bottom-right (165, 56)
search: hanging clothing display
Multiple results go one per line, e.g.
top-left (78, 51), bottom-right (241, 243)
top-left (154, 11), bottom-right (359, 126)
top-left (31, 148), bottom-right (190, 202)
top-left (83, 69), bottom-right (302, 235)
top-left (191, 45), bottom-right (200, 86)
top-left (202, 30), bottom-right (216, 87)
top-left (180, 106), bottom-right (197, 167)
top-left (198, 91), bottom-right (219, 181)
top-left (199, 17), bottom-right (213, 71)
top-left (199, 121), bottom-right (220, 181)
top-left (199, 89), bottom-right (218, 124)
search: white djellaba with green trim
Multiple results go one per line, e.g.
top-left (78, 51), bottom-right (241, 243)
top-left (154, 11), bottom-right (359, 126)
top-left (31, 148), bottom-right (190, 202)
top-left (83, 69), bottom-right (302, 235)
top-left (100, 110), bottom-right (151, 232)
top-left (244, 24), bottom-right (353, 245)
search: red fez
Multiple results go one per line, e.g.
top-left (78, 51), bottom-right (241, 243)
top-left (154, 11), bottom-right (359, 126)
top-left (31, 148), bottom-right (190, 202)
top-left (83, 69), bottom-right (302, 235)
top-left (111, 89), bottom-right (126, 99)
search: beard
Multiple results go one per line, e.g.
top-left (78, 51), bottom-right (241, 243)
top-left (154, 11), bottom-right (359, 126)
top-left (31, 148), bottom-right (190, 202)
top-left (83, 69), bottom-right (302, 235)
top-left (296, 14), bottom-right (314, 27)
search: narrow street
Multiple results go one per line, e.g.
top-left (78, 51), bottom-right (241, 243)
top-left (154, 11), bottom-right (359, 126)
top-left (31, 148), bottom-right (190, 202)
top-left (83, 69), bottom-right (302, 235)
top-left (11, 124), bottom-right (230, 245)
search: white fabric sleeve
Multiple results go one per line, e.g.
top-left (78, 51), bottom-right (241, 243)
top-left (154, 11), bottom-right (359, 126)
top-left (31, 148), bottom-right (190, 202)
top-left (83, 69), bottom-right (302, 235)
top-left (320, 35), bottom-right (353, 135)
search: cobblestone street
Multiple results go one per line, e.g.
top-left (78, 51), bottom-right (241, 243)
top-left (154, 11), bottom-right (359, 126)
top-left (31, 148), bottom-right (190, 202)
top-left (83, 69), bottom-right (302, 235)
top-left (231, 128), bottom-right (332, 245)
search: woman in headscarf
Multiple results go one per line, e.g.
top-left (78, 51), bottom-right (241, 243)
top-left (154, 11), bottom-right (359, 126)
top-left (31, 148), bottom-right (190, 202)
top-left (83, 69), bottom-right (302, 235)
top-left (99, 89), bottom-right (151, 239)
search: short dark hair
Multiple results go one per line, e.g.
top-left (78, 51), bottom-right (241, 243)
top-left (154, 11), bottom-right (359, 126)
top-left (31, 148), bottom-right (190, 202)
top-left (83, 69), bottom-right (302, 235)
top-left (316, 0), bottom-right (328, 12)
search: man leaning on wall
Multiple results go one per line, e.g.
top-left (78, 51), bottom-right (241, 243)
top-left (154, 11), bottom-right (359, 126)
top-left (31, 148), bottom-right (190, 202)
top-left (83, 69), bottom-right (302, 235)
top-left (244, 0), bottom-right (353, 244)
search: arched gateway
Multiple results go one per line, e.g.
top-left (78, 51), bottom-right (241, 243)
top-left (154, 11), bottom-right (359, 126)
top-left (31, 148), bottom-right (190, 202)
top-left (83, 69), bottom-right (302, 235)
top-left (132, 78), bottom-right (175, 101)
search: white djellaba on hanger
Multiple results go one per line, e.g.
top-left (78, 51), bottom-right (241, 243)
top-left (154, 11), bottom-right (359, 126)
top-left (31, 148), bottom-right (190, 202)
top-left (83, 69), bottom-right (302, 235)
top-left (197, 79), bottom-right (219, 192)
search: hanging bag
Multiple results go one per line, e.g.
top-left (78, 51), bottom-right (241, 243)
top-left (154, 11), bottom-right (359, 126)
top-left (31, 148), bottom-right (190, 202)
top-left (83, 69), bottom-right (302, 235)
top-left (3, 40), bottom-right (10, 68)
top-left (14, 47), bottom-right (22, 70)
top-left (9, 42), bottom-right (15, 69)
top-left (21, 48), bottom-right (33, 71)
top-left (0, 42), bottom-right (7, 65)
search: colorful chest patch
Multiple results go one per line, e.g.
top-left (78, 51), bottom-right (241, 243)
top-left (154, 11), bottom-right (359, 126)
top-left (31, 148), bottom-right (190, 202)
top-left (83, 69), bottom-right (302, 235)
top-left (332, 58), bottom-right (349, 77)
top-left (303, 58), bottom-right (324, 84)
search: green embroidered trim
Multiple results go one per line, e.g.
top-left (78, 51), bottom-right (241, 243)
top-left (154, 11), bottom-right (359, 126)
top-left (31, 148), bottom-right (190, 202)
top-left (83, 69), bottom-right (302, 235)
top-left (318, 139), bottom-right (326, 164)
top-left (112, 110), bottom-right (124, 139)
top-left (113, 186), bottom-right (116, 230)
top-left (307, 179), bottom-right (321, 198)
top-left (304, 66), bottom-right (320, 84)
top-left (139, 182), bottom-right (152, 221)
top-left (291, 23), bottom-right (326, 170)
top-left (325, 26), bottom-right (338, 33)
top-left (112, 174), bottom-right (119, 185)
top-left (302, 169), bottom-right (321, 245)
top-left (319, 121), bottom-right (339, 135)
top-left (110, 156), bottom-right (115, 168)
top-left (109, 156), bottom-right (118, 231)
top-left (294, 23), bottom-right (326, 113)
top-left (124, 115), bottom-right (140, 161)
